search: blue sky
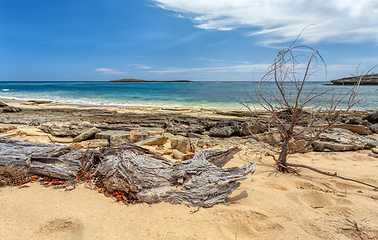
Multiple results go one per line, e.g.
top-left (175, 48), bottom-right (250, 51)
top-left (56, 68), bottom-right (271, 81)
top-left (1, 0), bottom-right (377, 81)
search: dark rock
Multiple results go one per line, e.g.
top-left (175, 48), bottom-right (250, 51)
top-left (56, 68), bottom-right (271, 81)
top-left (26, 100), bottom-right (52, 104)
top-left (345, 117), bottom-right (362, 125)
top-left (276, 109), bottom-right (312, 122)
top-left (209, 126), bottom-right (235, 137)
top-left (331, 74), bottom-right (378, 85)
top-left (0, 101), bottom-right (8, 107)
top-left (164, 118), bottom-right (209, 135)
top-left (363, 111), bottom-right (378, 124)
top-left (2, 106), bottom-right (22, 112)
top-left (369, 123), bottom-right (378, 133)
top-left (208, 121), bottom-right (240, 137)
top-left (133, 132), bottom-right (150, 142)
top-left (96, 126), bottom-right (131, 131)
top-left (209, 120), bottom-right (265, 137)
top-left (0, 101), bottom-right (21, 112)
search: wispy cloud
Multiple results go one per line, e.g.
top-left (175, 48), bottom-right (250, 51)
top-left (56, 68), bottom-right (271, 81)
top-left (148, 64), bottom-right (271, 74)
top-left (95, 68), bottom-right (126, 75)
top-left (153, 0), bottom-right (378, 45)
top-left (196, 57), bottom-right (225, 64)
top-left (147, 62), bottom-right (367, 81)
top-left (128, 64), bottom-right (152, 69)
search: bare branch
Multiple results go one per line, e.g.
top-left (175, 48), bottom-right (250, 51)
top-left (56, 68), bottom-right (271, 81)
top-left (283, 162), bottom-right (378, 190)
top-left (242, 27), bottom-right (377, 176)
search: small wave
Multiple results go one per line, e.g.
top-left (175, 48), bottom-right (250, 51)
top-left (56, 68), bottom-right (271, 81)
top-left (2, 89), bottom-right (10, 92)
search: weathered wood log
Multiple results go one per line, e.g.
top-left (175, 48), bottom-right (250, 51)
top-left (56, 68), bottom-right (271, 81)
top-left (0, 137), bottom-right (82, 179)
top-left (0, 138), bottom-right (256, 207)
top-left (96, 144), bottom-right (255, 207)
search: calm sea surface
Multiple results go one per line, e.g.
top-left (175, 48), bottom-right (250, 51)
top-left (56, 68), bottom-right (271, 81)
top-left (0, 81), bottom-right (377, 110)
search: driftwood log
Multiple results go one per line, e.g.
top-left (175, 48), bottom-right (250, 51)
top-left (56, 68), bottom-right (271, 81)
top-left (0, 137), bottom-right (256, 207)
top-left (0, 137), bottom-right (82, 179)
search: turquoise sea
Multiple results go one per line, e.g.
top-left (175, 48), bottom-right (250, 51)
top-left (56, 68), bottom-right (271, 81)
top-left (0, 81), bottom-right (377, 110)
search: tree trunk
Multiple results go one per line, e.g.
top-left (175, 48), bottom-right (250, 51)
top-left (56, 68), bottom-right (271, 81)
top-left (277, 138), bottom-right (289, 172)
top-left (0, 137), bottom-right (256, 207)
top-left (0, 137), bottom-right (82, 179)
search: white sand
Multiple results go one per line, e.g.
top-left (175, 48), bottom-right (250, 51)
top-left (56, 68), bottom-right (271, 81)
top-left (0, 101), bottom-right (377, 239)
top-left (1, 149), bottom-right (377, 239)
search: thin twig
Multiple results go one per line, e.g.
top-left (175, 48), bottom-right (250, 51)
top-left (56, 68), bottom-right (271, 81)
top-left (47, 135), bottom-right (55, 145)
top-left (284, 162), bottom-right (378, 190)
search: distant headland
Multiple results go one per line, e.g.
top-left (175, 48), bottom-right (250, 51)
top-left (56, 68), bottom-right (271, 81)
top-left (329, 74), bottom-right (378, 85)
top-left (108, 78), bottom-right (192, 83)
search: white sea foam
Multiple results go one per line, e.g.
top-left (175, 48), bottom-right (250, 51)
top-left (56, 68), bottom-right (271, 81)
top-left (0, 92), bottom-right (187, 108)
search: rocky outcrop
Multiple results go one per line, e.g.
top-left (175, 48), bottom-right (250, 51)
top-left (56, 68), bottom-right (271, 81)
top-left (209, 121), bottom-right (266, 137)
top-left (369, 123), bottom-right (378, 133)
top-left (133, 132), bottom-right (150, 142)
top-left (330, 124), bottom-right (371, 135)
top-left (372, 147), bottom-right (378, 154)
top-left (135, 135), bottom-right (168, 146)
top-left (39, 122), bottom-right (95, 137)
top-left (0, 124), bottom-right (17, 133)
top-left (0, 101), bottom-right (7, 107)
top-left (209, 125), bottom-right (235, 137)
top-left (363, 111), bottom-right (378, 124)
top-left (95, 130), bottom-right (135, 146)
top-left (170, 136), bottom-right (195, 153)
top-left (73, 127), bottom-right (100, 142)
top-left (0, 101), bottom-right (22, 112)
top-left (164, 118), bottom-right (266, 137)
top-left (71, 139), bottom-right (109, 149)
top-left (164, 118), bottom-right (210, 136)
top-left (330, 74), bottom-right (378, 85)
top-left (312, 128), bottom-right (378, 151)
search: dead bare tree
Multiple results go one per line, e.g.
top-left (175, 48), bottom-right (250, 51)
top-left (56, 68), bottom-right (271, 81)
top-left (242, 36), bottom-right (377, 179)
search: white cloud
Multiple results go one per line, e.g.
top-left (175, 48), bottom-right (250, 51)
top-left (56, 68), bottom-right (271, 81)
top-left (128, 64), bottom-right (152, 69)
top-left (147, 62), bottom-right (368, 81)
top-left (154, 0), bottom-right (378, 45)
top-left (95, 68), bottom-right (126, 75)
top-left (148, 63), bottom-right (271, 74)
top-left (196, 57), bottom-right (225, 64)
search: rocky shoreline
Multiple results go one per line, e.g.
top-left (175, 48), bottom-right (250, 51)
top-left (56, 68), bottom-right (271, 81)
top-left (0, 100), bottom-right (378, 161)
top-left (330, 73), bottom-right (378, 85)
top-left (1, 99), bottom-right (378, 239)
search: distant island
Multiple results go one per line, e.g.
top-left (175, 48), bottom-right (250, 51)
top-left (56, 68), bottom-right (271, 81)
top-left (330, 74), bottom-right (378, 85)
top-left (108, 78), bottom-right (192, 83)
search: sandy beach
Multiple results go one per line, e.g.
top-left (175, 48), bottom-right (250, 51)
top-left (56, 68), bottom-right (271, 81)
top-left (0, 101), bottom-right (377, 239)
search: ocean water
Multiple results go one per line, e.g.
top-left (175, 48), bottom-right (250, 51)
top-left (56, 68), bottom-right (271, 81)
top-left (0, 81), bottom-right (377, 110)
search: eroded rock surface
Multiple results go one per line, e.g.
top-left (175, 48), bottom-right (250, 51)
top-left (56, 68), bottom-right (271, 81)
top-left (313, 128), bottom-right (378, 151)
